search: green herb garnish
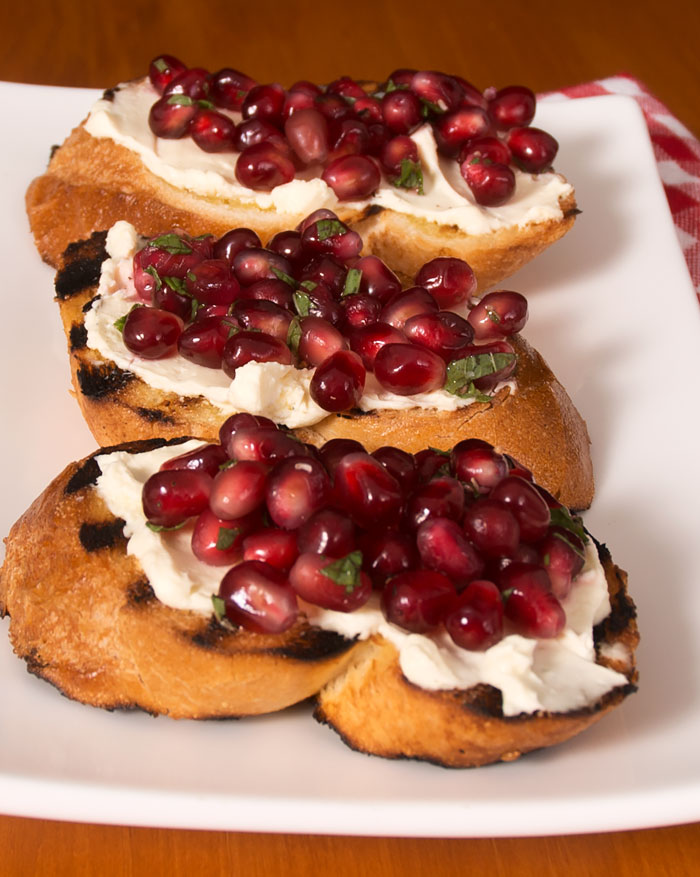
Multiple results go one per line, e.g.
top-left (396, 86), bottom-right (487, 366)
top-left (293, 290), bottom-right (312, 317)
top-left (391, 159), bottom-right (424, 194)
top-left (315, 218), bottom-right (347, 240)
top-left (342, 268), bottom-right (363, 298)
top-left (271, 266), bottom-right (297, 288)
top-left (321, 550), bottom-right (364, 593)
top-left (149, 233), bottom-right (193, 255)
top-left (146, 520), bottom-right (187, 533)
top-left (444, 352), bottom-right (515, 398)
top-left (287, 316), bottom-right (302, 355)
top-left (216, 527), bottom-right (240, 551)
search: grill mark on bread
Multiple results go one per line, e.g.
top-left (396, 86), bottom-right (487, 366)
top-left (79, 519), bottom-right (127, 552)
top-left (135, 406), bottom-right (176, 425)
top-left (82, 294), bottom-right (100, 314)
top-left (55, 236), bottom-right (107, 300)
top-left (190, 616), bottom-right (240, 649)
top-left (64, 457), bottom-right (101, 494)
top-left (102, 87), bottom-right (117, 102)
top-left (127, 578), bottom-right (157, 605)
top-left (269, 627), bottom-right (353, 661)
top-left (69, 322), bottom-right (88, 351)
top-left (77, 362), bottom-right (134, 399)
top-left (49, 144), bottom-right (60, 161)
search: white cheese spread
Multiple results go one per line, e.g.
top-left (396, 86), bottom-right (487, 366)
top-left (84, 79), bottom-right (573, 235)
top-left (95, 442), bottom-right (629, 716)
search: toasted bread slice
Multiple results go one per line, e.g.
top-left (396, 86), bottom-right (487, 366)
top-left (314, 545), bottom-right (638, 768)
top-left (54, 233), bottom-right (593, 509)
top-left (0, 438), bottom-right (358, 719)
top-left (26, 113), bottom-right (576, 288)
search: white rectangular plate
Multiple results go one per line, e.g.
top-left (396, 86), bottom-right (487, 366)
top-left (1, 81), bottom-right (699, 837)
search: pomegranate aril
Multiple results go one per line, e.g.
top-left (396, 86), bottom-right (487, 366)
top-left (354, 96), bottom-right (383, 123)
top-left (266, 456), bottom-right (330, 530)
top-left (233, 247), bottom-right (293, 286)
top-left (190, 109), bottom-right (237, 152)
top-left (433, 107), bottom-right (492, 157)
top-left (191, 507), bottom-right (256, 565)
top-left (163, 68), bottom-right (210, 100)
top-left (454, 75), bottom-right (488, 110)
top-left (328, 118), bottom-right (370, 160)
top-left (151, 280), bottom-right (192, 321)
top-left (415, 257), bottom-right (477, 309)
top-left (349, 255), bottom-right (401, 304)
top-left (360, 529), bottom-right (418, 588)
top-left (416, 517), bottom-right (484, 586)
top-left (386, 68), bottom-right (418, 88)
top-left (219, 560), bottom-right (298, 633)
top-left (148, 55), bottom-right (187, 94)
top-left (177, 315), bottom-right (233, 368)
top-left (186, 259), bottom-right (241, 305)
top-left (406, 476), bottom-right (465, 529)
top-left (462, 159), bottom-right (515, 207)
top-left (403, 310), bottom-right (475, 361)
top-left (213, 228), bottom-right (261, 263)
top-left (454, 340), bottom-right (517, 392)
top-left (459, 136), bottom-right (511, 166)
top-left (380, 287), bottom-right (439, 330)
top-left (243, 278), bottom-right (295, 309)
top-left (266, 230), bottom-right (305, 269)
top-left (242, 528), bottom-right (299, 572)
top-left (348, 322), bottom-right (406, 370)
top-left (297, 509), bottom-right (356, 557)
top-left (415, 448), bottom-right (451, 482)
top-left (298, 316), bottom-right (348, 366)
top-left (499, 563), bottom-right (565, 638)
top-left (445, 580), bottom-right (504, 650)
top-left (148, 95), bottom-right (198, 139)
top-left (297, 208), bottom-right (340, 234)
top-left (234, 299), bottom-right (293, 340)
top-left (341, 292), bottom-right (382, 330)
top-left (317, 438), bottom-right (365, 474)
top-left (160, 443), bottom-right (228, 478)
top-left (463, 498), bottom-right (520, 557)
top-left (366, 122), bottom-right (391, 156)
top-left (210, 67), bottom-right (257, 110)
top-left (298, 255), bottom-right (347, 297)
top-left (219, 413), bottom-right (270, 455)
top-left (506, 126), bottom-right (559, 173)
top-left (381, 90), bottom-right (422, 134)
top-left (241, 83), bottom-right (286, 125)
top-left (467, 290), bottom-right (528, 340)
top-left (301, 217), bottom-right (362, 261)
top-left (233, 118), bottom-right (288, 153)
top-left (290, 551), bottom-right (372, 612)
top-left (210, 460), bottom-right (268, 519)
top-left (381, 570), bottom-right (456, 633)
top-left (322, 155), bottom-right (381, 200)
top-left (380, 134), bottom-right (420, 178)
top-left (315, 93), bottom-right (354, 122)
top-left (371, 446), bottom-right (417, 493)
top-left (489, 85), bottom-right (536, 130)
top-left (142, 469), bottom-right (212, 528)
top-left (327, 76), bottom-right (366, 99)
top-left (222, 330), bottom-right (292, 377)
top-left (410, 71), bottom-right (463, 113)
top-left (332, 452), bottom-right (403, 527)
top-left (289, 80), bottom-right (322, 98)
top-left (122, 306), bottom-right (182, 359)
top-left (138, 233), bottom-right (211, 278)
top-left (310, 349), bottom-right (365, 412)
top-left (283, 89), bottom-right (316, 118)
top-left (450, 439), bottom-right (508, 493)
top-left (491, 476), bottom-right (551, 543)
top-left (235, 142), bottom-right (295, 190)
top-left (228, 427), bottom-right (307, 464)
top-left (284, 108), bottom-right (329, 164)
top-left (374, 343), bottom-right (446, 395)
top-left (538, 526), bottom-right (586, 600)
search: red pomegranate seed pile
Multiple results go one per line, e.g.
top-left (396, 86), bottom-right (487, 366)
top-left (117, 212), bottom-right (528, 412)
top-left (146, 55), bottom-right (560, 206)
top-left (141, 420), bottom-right (589, 649)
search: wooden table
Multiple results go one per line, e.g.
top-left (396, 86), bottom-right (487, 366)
top-left (1, 1), bottom-right (699, 873)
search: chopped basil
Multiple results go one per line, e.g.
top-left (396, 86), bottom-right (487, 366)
top-left (420, 98), bottom-right (445, 116)
top-left (342, 268), bottom-right (362, 298)
top-left (293, 290), bottom-right (312, 317)
top-left (144, 264), bottom-right (162, 291)
top-left (149, 233), bottom-right (193, 255)
top-left (391, 159), bottom-right (424, 195)
top-left (153, 58), bottom-right (169, 73)
top-left (113, 303), bottom-right (142, 334)
top-left (321, 550), bottom-right (364, 593)
top-left (444, 352), bottom-right (516, 398)
top-left (271, 266), bottom-right (297, 288)
top-left (315, 218), bottom-right (347, 240)
top-left (287, 316), bottom-right (302, 355)
top-left (216, 527), bottom-right (240, 551)
top-left (211, 594), bottom-right (226, 622)
top-left (549, 507), bottom-right (588, 545)
top-left (383, 79), bottom-right (409, 94)
top-left (299, 280), bottom-right (317, 292)
top-left (166, 94), bottom-right (196, 107)
top-left (146, 520), bottom-right (187, 533)
top-left (186, 270), bottom-right (197, 281)
top-left (486, 307), bottom-right (501, 323)
top-left (428, 446), bottom-right (450, 457)
top-left (197, 99), bottom-right (215, 110)
top-left (163, 275), bottom-right (188, 295)
top-left (222, 319), bottom-right (240, 339)
top-left (552, 530), bottom-right (586, 559)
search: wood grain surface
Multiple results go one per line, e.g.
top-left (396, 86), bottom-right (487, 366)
top-left (1, 0), bottom-right (699, 873)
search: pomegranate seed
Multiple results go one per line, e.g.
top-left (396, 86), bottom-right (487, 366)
top-left (506, 126), bottom-right (559, 173)
top-left (266, 456), bottom-right (330, 529)
top-left (297, 508), bottom-right (356, 557)
top-left (410, 71), bottom-right (463, 113)
top-left (463, 498), bottom-right (520, 557)
top-left (283, 89), bottom-right (316, 118)
top-left (317, 438), bottom-right (365, 474)
top-left (210, 460), bottom-right (268, 519)
top-left (160, 443), bottom-right (228, 478)
top-left (348, 322), bottom-right (406, 370)
top-left (148, 95), bottom-right (198, 139)
top-left (326, 76), bottom-right (366, 99)
top-left (491, 476), bottom-right (551, 543)
top-left (380, 287), bottom-right (439, 330)
top-left (373, 343), bottom-right (446, 395)
top-left (219, 413), bottom-right (271, 455)
top-left (163, 68), bottom-right (210, 101)
top-left (191, 507), bottom-right (258, 565)
top-left (288, 80), bottom-right (322, 97)
top-left (122, 306), bottom-right (182, 359)
top-left (405, 476), bottom-right (465, 529)
top-left (366, 122), bottom-right (391, 156)
top-left (415, 448), bottom-right (451, 482)
top-left (243, 278), bottom-right (295, 309)
top-left (354, 96), bottom-right (383, 123)
top-left (359, 529), bottom-right (417, 588)
top-left (222, 330), bottom-right (292, 377)
top-left (381, 570), bottom-right (456, 633)
top-left (450, 440), bottom-right (509, 493)
top-left (352, 255), bottom-right (402, 303)
top-left (233, 118), bottom-right (288, 153)
top-left (289, 551), bottom-right (372, 612)
top-left (489, 85), bottom-right (536, 130)
top-left (455, 340), bottom-right (517, 391)
top-left (381, 90), bottom-right (422, 134)
top-left (315, 93), bottom-right (354, 122)
top-left (296, 283), bottom-right (343, 325)
top-left (403, 310), bottom-right (475, 361)
top-left (177, 315), bottom-right (234, 368)
top-left (332, 452), bottom-right (403, 527)
top-left (538, 526), bottom-right (585, 600)
top-left (213, 228), bottom-right (261, 263)
top-left (234, 299), bottom-right (293, 340)
top-left (467, 290), bottom-right (528, 340)
top-left (151, 280), bottom-right (191, 321)
top-left (486, 544), bottom-right (541, 581)
top-left (416, 517), bottom-right (484, 586)
top-left (371, 446), bottom-right (417, 492)
top-left (298, 316), bottom-right (348, 366)
top-left (148, 55), bottom-right (187, 94)
top-left (327, 118), bottom-right (370, 160)
top-left (229, 427), bottom-right (307, 464)
top-left (458, 135), bottom-right (511, 166)
top-left (386, 68), bottom-right (418, 88)
top-left (298, 254), bottom-right (347, 296)
top-left (138, 233), bottom-right (211, 278)
top-left (380, 135), bottom-right (419, 175)
top-left (341, 292), bottom-right (382, 330)
top-left (499, 563), bottom-right (565, 638)
top-left (415, 257), bottom-right (476, 309)
top-left (301, 217), bottom-right (362, 261)
top-left (284, 108), bottom-right (329, 164)
top-left (232, 248), bottom-right (292, 286)
top-left (241, 83), bottom-right (286, 125)
top-left (322, 155), bottom-right (381, 200)
top-left (142, 469), bottom-right (212, 528)
top-left (210, 68), bottom-right (257, 110)
top-left (444, 580), bottom-right (504, 650)
top-left (433, 107), bottom-right (492, 157)
top-left (461, 159), bottom-right (515, 207)
top-left (242, 528), bottom-right (299, 572)
top-left (266, 230), bottom-right (305, 269)
top-left (186, 259), bottom-right (241, 305)
top-left (235, 143), bottom-right (295, 190)
top-left (309, 349), bottom-right (365, 411)
top-left (219, 560), bottom-right (298, 633)
top-left (297, 209), bottom-right (340, 234)
top-left (190, 109), bottom-right (236, 152)
top-left (455, 75), bottom-right (488, 110)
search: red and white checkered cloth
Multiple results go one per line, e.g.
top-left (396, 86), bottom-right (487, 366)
top-left (541, 75), bottom-right (700, 304)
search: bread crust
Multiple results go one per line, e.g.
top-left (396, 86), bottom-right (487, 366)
top-left (314, 547), bottom-right (638, 768)
top-left (0, 438), bottom-right (358, 719)
top-left (55, 234), bottom-right (594, 510)
top-left (26, 111), bottom-right (576, 289)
